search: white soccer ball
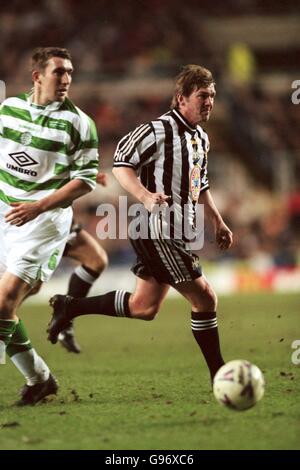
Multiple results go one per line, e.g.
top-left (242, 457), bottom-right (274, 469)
top-left (213, 360), bottom-right (265, 411)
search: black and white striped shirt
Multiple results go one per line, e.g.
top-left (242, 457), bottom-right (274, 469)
top-left (114, 109), bottom-right (210, 239)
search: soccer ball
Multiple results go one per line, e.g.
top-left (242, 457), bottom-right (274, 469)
top-left (213, 360), bottom-right (265, 411)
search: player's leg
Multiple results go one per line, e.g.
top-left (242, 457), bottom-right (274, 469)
top-left (0, 272), bottom-right (28, 361)
top-left (129, 277), bottom-right (170, 320)
top-left (64, 229), bottom-right (108, 296)
top-left (0, 272), bottom-right (58, 405)
top-left (47, 276), bottom-right (169, 343)
top-left (175, 275), bottom-right (224, 380)
top-left (21, 280), bottom-right (43, 301)
top-left (58, 229), bottom-right (108, 353)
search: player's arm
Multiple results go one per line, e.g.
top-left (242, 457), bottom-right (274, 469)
top-left (5, 179), bottom-right (91, 227)
top-left (112, 167), bottom-right (169, 212)
top-left (113, 123), bottom-right (169, 212)
top-left (199, 189), bottom-right (233, 250)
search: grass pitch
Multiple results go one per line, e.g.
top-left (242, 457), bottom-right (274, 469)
top-left (0, 292), bottom-right (299, 450)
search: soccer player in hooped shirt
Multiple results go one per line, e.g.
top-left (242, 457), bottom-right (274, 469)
top-left (26, 172), bottom-right (109, 355)
top-left (0, 47), bottom-right (98, 405)
top-left (48, 65), bottom-right (233, 383)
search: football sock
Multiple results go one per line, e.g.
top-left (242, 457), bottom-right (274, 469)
top-left (6, 319), bottom-right (32, 356)
top-left (6, 320), bottom-right (50, 385)
top-left (0, 319), bottom-right (17, 364)
top-left (191, 311), bottom-right (225, 380)
top-left (10, 349), bottom-right (50, 386)
top-left (62, 265), bottom-right (100, 332)
top-left (68, 265), bottom-right (100, 298)
top-left (67, 290), bottom-right (131, 318)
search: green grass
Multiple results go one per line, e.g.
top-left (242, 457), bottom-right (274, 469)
top-left (0, 293), bottom-right (299, 450)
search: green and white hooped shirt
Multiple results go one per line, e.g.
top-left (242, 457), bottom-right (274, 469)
top-left (0, 92), bottom-right (99, 205)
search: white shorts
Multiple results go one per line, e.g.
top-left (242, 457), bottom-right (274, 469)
top-left (0, 201), bottom-right (73, 286)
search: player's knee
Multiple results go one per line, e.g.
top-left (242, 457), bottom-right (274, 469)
top-left (130, 297), bottom-right (160, 320)
top-left (141, 303), bottom-right (160, 321)
top-left (0, 292), bottom-right (16, 315)
top-left (208, 286), bottom-right (218, 309)
top-left (193, 285), bottom-right (218, 311)
top-left (204, 286), bottom-right (217, 310)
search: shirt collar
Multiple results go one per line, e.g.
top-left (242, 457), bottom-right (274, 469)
top-left (27, 91), bottom-right (62, 111)
top-left (171, 108), bottom-right (197, 134)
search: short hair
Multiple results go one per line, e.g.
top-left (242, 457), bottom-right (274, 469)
top-left (171, 64), bottom-right (215, 109)
top-left (31, 47), bottom-right (72, 72)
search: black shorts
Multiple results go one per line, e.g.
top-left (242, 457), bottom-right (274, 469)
top-left (62, 220), bottom-right (82, 256)
top-left (130, 236), bottom-right (202, 286)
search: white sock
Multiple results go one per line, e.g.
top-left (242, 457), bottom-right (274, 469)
top-left (10, 349), bottom-right (50, 386)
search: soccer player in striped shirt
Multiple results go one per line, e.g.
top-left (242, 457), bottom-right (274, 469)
top-left (0, 47), bottom-right (99, 404)
top-left (48, 65), bottom-right (233, 383)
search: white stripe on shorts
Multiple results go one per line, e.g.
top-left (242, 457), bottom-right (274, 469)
top-left (151, 215), bottom-right (190, 283)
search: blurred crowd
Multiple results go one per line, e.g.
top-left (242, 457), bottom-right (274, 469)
top-left (227, 85), bottom-right (300, 190)
top-left (1, 0), bottom-right (300, 270)
top-left (0, 0), bottom-right (214, 83)
top-left (2, 0), bottom-right (298, 83)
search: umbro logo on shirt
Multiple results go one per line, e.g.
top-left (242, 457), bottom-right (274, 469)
top-left (9, 151), bottom-right (38, 167)
top-left (7, 152), bottom-right (38, 176)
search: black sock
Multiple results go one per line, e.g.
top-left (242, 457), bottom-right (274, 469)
top-left (64, 265), bottom-right (100, 331)
top-left (68, 265), bottom-right (100, 298)
top-left (191, 311), bottom-right (225, 380)
top-left (67, 290), bottom-right (131, 319)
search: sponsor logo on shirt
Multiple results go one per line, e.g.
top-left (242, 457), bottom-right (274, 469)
top-left (7, 151), bottom-right (38, 176)
top-left (49, 120), bottom-right (67, 130)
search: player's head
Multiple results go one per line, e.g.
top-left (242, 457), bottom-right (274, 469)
top-left (171, 64), bottom-right (216, 125)
top-left (31, 47), bottom-right (73, 104)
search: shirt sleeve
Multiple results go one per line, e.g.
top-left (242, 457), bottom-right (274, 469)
top-left (70, 116), bottom-right (99, 190)
top-left (113, 122), bottom-right (157, 169)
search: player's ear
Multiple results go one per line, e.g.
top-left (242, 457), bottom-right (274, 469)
top-left (32, 70), bottom-right (42, 84)
top-left (177, 93), bottom-right (185, 107)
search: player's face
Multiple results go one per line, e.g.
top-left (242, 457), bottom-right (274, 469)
top-left (38, 57), bottom-right (73, 103)
top-left (178, 84), bottom-right (216, 125)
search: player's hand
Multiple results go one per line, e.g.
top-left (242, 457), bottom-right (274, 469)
top-left (142, 192), bottom-right (171, 213)
top-left (5, 202), bottom-right (42, 226)
top-left (96, 172), bottom-right (108, 187)
top-left (215, 222), bottom-right (233, 250)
